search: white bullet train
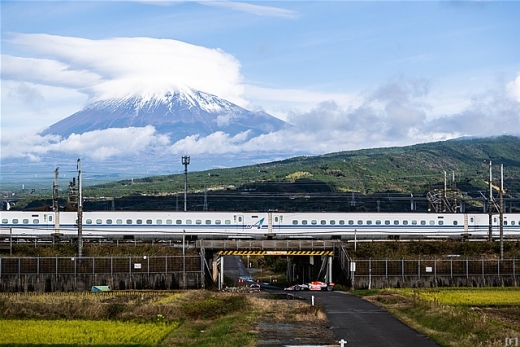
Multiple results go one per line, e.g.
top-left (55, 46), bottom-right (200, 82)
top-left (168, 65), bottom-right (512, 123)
top-left (1, 210), bottom-right (520, 241)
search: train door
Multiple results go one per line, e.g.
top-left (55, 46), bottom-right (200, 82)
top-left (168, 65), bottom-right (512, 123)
top-left (270, 213), bottom-right (284, 237)
top-left (234, 215), bottom-right (245, 234)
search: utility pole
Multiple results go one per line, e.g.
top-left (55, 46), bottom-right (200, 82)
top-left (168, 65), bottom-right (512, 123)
top-left (77, 159), bottom-right (83, 258)
top-left (499, 164), bottom-right (504, 260)
top-left (53, 167), bottom-right (60, 238)
top-left (182, 156), bottom-right (190, 212)
top-left (488, 160), bottom-right (493, 241)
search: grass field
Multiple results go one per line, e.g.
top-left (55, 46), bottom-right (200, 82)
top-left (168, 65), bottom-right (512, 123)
top-left (0, 320), bottom-right (179, 346)
top-left (1, 288), bottom-right (519, 346)
top-left (0, 290), bottom-right (326, 347)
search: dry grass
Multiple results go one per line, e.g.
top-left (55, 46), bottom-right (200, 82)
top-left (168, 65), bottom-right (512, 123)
top-left (0, 290), bottom-right (329, 347)
top-left (361, 289), bottom-right (520, 347)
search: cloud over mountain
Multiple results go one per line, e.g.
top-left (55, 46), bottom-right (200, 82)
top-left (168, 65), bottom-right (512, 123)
top-left (4, 34), bottom-right (247, 107)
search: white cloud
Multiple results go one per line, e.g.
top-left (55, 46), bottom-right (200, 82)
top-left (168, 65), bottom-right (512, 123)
top-left (4, 34), bottom-right (247, 107)
top-left (507, 73), bottom-right (520, 102)
top-left (198, 1), bottom-right (297, 18)
top-left (1, 126), bottom-right (170, 161)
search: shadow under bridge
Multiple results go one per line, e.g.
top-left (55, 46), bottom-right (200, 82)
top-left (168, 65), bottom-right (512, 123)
top-left (197, 239), bottom-right (349, 290)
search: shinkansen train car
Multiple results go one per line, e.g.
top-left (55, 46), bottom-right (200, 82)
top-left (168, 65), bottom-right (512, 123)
top-left (1, 210), bottom-right (520, 241)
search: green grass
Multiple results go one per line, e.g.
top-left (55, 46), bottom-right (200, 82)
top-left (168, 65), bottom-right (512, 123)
top-left (0, 319), bottom-right (180, 346)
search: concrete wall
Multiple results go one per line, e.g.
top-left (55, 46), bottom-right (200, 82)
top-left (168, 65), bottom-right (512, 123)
top-left (351, 275), bottom-right (519, 289)
top-left (0, 272), bottom-right (203, 292)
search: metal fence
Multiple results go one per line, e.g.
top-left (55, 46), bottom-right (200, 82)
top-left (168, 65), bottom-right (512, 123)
top-left (0, 256), bottom-right (203, 277)
top-left (350, 258), bottom-right (519, 278)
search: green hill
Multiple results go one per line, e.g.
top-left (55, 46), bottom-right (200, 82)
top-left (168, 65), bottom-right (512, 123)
top-left (21, 136), bottom-right (520, 212)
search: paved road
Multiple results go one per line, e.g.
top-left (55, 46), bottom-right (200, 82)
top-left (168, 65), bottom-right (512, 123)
top-left (223, 256), bottom-right (439, 346)
top-left (292, 291), bottom-right (440, 347)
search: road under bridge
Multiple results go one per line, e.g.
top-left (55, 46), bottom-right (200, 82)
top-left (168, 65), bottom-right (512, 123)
top-left (197, 239), bottom-right (346, 290)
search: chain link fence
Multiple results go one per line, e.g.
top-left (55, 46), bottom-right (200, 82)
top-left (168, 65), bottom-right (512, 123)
top-left (0, 255), bottom-right (203, 277)
top-left (351, 257), bottom-right (519, 278)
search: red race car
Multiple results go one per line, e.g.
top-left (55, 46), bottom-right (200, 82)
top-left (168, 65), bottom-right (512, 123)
top-left (284, 281), bottom-right (334, 291)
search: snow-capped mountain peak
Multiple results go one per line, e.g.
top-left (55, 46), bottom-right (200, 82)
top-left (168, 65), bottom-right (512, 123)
top-left (41, 89), bottom-right (286, 142)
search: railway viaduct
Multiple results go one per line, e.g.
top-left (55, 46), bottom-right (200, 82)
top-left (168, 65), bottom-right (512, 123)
top-left (198, 239), bottom-right (348, 290)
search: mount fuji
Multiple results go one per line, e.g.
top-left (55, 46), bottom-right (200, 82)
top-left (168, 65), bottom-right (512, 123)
top-left (0, 89), bottom-right (297, 188)
top-left (42, 89), bottom-right (287, 142)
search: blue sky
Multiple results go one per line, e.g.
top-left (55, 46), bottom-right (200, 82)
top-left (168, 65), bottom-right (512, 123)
top-left (1, 1), bottom-right (520, 165)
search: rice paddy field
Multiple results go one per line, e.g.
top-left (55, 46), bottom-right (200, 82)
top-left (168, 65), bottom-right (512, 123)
top-left (0, 290), bottom-right (326, 347)
top-left (0, 288), bottom-right (519, 346)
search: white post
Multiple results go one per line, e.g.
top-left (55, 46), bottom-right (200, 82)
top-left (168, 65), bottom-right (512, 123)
top-left (220, 256), bottom-right (225, 290)
top-left (328, 256), bottom-right (333, 283)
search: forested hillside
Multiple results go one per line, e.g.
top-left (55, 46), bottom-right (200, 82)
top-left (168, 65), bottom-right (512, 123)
top-left (21, 136), bottom-right (520, 212)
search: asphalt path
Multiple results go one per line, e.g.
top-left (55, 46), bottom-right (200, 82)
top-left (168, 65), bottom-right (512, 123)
top-left (223, 256), bottom-right (439, 346)
top-left (222, 255), bottom-right (253, 281)
top-left (288, 291), bottom-right (440, 347)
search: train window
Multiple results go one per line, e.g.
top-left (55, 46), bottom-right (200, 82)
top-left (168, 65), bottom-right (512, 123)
top-left (439, 221), bottom-right (444, 226)
top-left (116, 219), bottom-right (122, 224)
top-left (385, 220), bottom-right (390, 225)
top-left (403, 220), bottom-right (408, 225)
top-left (348, 220), bottom-right (354, 225)
top-left (376, 220), bottom-right (381, 225)
top-left (146, 219), bottom-right (152, 225)
top-left (196, 220), bottom-right (202, 225)
top-left (493, 217), bottom-right (497, 223)
top-left (175, 220), bottom-right (181, 224)
top-left (421, 221), bottom-right (426, 225)
top-left (186, 220), bottom-right (192, 225)
top-left (12, 219), bottom-right (19, 224)
top-left (394, 220), bottom-right (399, 225)
top-left (107, 219), bottom-right (113, 225)
top-left (215, 220), bottom-right (221, 225)
top-left (238, 216), bottom-right (243, 222)
top-left (453, 221), bottom-right (458, 225)
top-left (136, 219), bottom-right (143, 225)
top-left (126, 219), bottom-right (132, 224)
top-left (504, 221), bottom-right (508, 226)
top-left (49, 216), bottom-right (53, 222)
top-left (366, 220), bottom-right (372, 225)
top-left (511, 221), bottom-right (515, 226)
top-left (321, 220), bottom-right (326, 225)
top-left (86, 219), bottom-right (93, 224)
top-left (96, 219), bottom-right (102, 224)
top-left (33, 219), bottom-right (39, 224)
top-left (1, 219), bottom-right (7, 224)
top-left (205, 220), bottom-right (211, 225)
top-left (302, 220), bottom-right (308, 225)
top-left (411, 220), bottom-right (417, 225)
top-left (292, 220), bottom-right (298, 225)
top-left (311, 220), bottom-right (317, 225)
top-left (22, 219), bottom-right (29, 224)
top-left (330, 220), bottom-right (336, 225)
top-left (357, 220), bottom-right (363, 225)
top-left (429, 220), bottom-right (435, 225)
top-left (156, 220), bottom-right (162, 225)
top-left (339, 220), bottom-right (345, 225)
top-left (470, 217), bottom-right (474, 223)
top-left (225, 220), bottom-right (231, 225)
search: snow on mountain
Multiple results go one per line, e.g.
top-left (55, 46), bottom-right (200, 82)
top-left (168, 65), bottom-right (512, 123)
top-left (41, 89), bottom-right (287, 141)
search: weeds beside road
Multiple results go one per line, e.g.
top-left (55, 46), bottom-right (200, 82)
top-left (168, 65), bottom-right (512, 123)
top-left (356, 287), bottom-right (520, 347)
